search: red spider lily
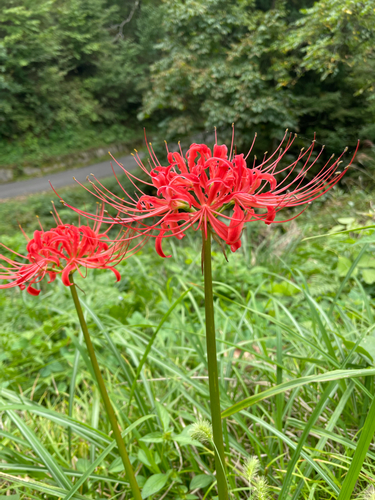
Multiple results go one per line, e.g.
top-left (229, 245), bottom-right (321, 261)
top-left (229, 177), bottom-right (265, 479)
top-left (0, 205), bottom-right (141, 295)
top-left (56, 130), bottom-right (359, 258)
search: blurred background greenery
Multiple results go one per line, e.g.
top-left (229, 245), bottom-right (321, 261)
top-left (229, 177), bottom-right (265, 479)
top-left (0, 0), bottom-right (374, 169)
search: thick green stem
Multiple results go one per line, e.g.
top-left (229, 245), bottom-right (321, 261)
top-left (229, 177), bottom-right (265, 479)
top-left (202, 229), bottom-right (229, 500)
top-left (69, 277), bottom-right (142, 500)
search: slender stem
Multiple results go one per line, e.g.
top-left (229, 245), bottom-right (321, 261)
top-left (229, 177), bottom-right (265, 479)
top-left (69, 276), bottom-right (142, 500)
top-left (202, 229), bottom-right (229, 500)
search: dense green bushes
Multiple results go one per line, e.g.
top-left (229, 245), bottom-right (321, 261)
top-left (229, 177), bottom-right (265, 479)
top-left (0, 0), bottom-right (161, 163)
top-left (142, 0), bottom-right (375, 149)
top-left (0, 0), bottom-right (374, 165)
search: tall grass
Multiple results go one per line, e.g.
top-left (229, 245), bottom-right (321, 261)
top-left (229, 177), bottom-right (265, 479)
top-left (0, 186), bottom-right (375, 499)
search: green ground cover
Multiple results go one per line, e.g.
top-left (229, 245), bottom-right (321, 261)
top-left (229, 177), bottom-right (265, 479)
top-left (1, 180), bottom-right (375, 499)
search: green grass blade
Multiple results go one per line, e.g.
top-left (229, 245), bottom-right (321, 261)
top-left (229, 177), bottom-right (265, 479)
top-left (127, 288), bottom-right (191, 412)
top-left (62, 415), bottom-right (156, 500)
top-left (221, 368), bottom-right (375, 418)
top-left (302, 225), bottom-right (375, 241)
top-left (337, 394), bottom-right (375, 500)
top-left (5, 409), bottom-right (72, 489)
top-left (79, 297), bottom-right (153, 430)
top-left (291, 381), bottom-right (356, 500)
top-left (68, 328), bottom-right (83, 463)
top-left (279, 381), bottom-right (337, 499)
top-left (241, 411), bottom-right (340, 494)
top-left (0, 463), bottom-right (128, 485)
top-left (90, 387), bottom-right (100, 463)
top-left (0, 472), bottom-right (88, 499)
top-left (0, 401), bottom-right (112, 448)
top-left (329, 244), bottom-right (369, 315)
top-left (208, 289), bottom-right (340, 366)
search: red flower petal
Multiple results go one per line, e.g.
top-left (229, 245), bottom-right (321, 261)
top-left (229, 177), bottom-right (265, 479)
top-left (155, 231), bottom-right (171, 258)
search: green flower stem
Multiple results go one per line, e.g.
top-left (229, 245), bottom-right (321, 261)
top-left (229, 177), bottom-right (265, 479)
top-left (69, 276), bottom-right (142, 500)
top-left (202, 228), bottom-right (229, 500)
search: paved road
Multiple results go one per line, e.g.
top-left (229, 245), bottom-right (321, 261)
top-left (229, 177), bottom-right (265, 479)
top-left (0, 154), bottom-right (139, 200)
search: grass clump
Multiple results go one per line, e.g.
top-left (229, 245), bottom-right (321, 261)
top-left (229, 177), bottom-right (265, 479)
top-left (0, 184), bottom-right (375, 499)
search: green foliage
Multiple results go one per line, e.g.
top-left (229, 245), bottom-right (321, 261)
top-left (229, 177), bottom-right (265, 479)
top-left (1, 0), bottom-right (375, 165)
top-left (0, 0), bottom-right (162, 159)
top-left (1, 185), bottom-right (375, 498)
top-left (141, 0), bottom-right (375, 148)
top-left (141, 0), bottom-right (296, 140)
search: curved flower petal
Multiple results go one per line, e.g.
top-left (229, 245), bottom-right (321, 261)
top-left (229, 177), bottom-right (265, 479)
top-left (265, 207), bottom-right (277, 225)
top-left (155, 231), bottom-right (171, 258)
top-left (61, 262), bottom-right (76, 286)
top-left (227, 204), bottom-right (245, 245)
top-left (230, 241), bottom-right (242, 252)
top-left (27, 284), bottom-right (41, 296)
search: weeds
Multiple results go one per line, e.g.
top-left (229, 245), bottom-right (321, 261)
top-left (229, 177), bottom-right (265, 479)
top-left (0, 186), bottom-right (375, 498)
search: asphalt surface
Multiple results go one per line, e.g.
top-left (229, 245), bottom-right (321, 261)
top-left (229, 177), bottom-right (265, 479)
top-left (0, 154), bottom-right (139, 200)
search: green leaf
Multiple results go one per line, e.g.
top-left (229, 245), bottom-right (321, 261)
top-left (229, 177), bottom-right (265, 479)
top-left (137, 449), bottom-right (153, 468)
top-left (330, 244), bottom-right (369, 314)
top-left (0, 473), bottom-right (89, 500)
top-left (0, 495), bottom-right (20, 500)
top-left (337, 217), bottom-right (355, 225)
top-left (172, 434), bottom-right (203, 447)
top-left (341, 338), bottom-right (373, 361)
top-left (271, 279), bottom-right (299, 296)
top-left (221, 367), bottom-right (375, 419)
top-left (108, 457), bottom-right (124, 473)
top-left (140, 432), bottom-right (164, 443)
top-left (190, 474), bottom-right (214, 490)
top-left (141, 472), bottom-right (171, 499)
top-left (62, 415), bottom-right (156, 500)
top-left (362, 268), bottom-right (375, 284)
top-left (156, 402), bottom-right (170, 431)
top-left (76, 459), bottom-right (90, 472)
top-left (136, 475), bottom-right (147, 488)
top-left (358, 256), bottom-right (375, 268)
top-left (337, 256), bottom-right (356, 277)
top-left (360, 337), bottom-right (375, 363)
top-left (337, 396), bottom-right (375, 500)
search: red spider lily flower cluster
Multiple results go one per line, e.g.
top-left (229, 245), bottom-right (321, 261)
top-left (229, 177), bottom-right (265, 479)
top-left (0, 206), bottom-right (137, 295)
top-left (58, 130), bottom-right (358, 258)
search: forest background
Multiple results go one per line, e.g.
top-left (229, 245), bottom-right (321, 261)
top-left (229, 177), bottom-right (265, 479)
top-left (0, 0), bottom-right (374, 172)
